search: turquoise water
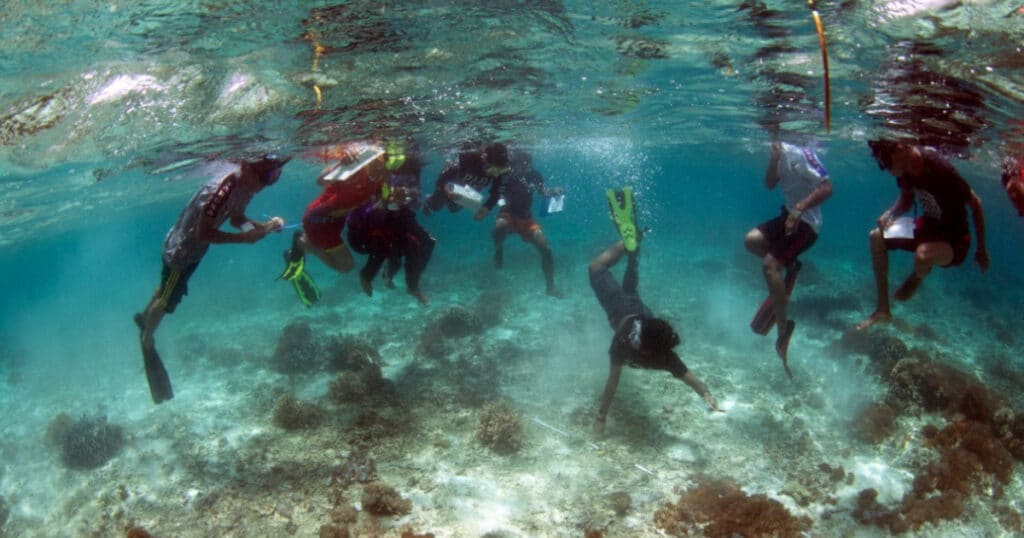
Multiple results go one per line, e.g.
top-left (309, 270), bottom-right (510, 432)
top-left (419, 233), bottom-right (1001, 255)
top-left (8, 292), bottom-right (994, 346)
top-left (2, 1), bottom-right (1024, 537)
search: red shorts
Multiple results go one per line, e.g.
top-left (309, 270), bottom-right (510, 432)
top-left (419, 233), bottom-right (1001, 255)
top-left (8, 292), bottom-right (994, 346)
top-left (302, 179), bottom-right (380, 251)
top-left (498, 211), bottom-right (541, 240)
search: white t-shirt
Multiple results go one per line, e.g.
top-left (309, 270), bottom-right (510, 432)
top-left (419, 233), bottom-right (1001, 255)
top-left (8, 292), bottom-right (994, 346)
top-left (775, 142), bottom-right (828, 233)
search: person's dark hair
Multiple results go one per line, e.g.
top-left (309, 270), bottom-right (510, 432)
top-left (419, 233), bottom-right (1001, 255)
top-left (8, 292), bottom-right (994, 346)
top-left (458, 143), bottom-right (484, 172)
top-left (250, 153), bottom-right (291, 186)
top-left (483, 143), bottom-right (509, 168)
top-left (640, 318), bottom-right (680, 353)
top-left (868, 139), bottom-right (896, 171)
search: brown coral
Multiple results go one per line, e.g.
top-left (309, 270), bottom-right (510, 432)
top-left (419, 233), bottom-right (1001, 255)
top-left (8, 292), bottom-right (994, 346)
top-left (270, 321), bottom-right (321, 374)
top-left (653, 479), bottom-right (805, 538)
top-left (852, 402), bottom-right (897, 444)
top-left (271, 395), bottom-right (323, 431)
top-left (475, 403), bottom-right (524, 455)
top-left (361, 482), bottom-right (411, 516)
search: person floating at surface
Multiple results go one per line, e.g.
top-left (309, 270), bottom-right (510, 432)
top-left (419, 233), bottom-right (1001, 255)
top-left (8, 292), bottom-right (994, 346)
top-left (346, 150), bottom-right (436, 305)
top-left (857, 141), bottom-right (990, 330)
top-left (473, 143), bottom-right (565, 298)
top-left (744, 141), bottom-right (832, 377)
top-left (135, 154), bottom-right (290, 404)
top-left (591, 188), bottom-right (719, 434)
top-left (281, 141), bottom-right (401, 304)
top-left (1001, 155), bottom-right (1024, 217)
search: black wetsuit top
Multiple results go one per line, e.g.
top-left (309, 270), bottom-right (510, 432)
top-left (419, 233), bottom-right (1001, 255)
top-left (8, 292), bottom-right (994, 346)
top-left (481, 152), bottom-right (547, 219)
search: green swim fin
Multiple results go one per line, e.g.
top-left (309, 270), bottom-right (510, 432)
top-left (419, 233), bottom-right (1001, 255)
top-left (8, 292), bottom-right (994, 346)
top-left (606, 187), bottom-right (638, 252)
top-left (290, 269), bottom-right (321, 307)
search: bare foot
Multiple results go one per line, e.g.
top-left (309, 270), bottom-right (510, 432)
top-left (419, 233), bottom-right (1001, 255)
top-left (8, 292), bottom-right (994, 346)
top-left (359, 274), bottom-right (373, 297)
top-left (547, 287), bottom-right (564, 299)
top-left (410, 290), bottom-right (429, 305)
top-left (894, 274), bottom-right (923, 301)
top-left (856, 310), bottom-right (892, 330)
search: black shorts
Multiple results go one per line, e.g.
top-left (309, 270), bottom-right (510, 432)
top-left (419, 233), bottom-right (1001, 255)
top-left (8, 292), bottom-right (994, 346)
top-left (156, 261), bottom-right (199, 313)
top-left (589, 266), bottom-right (650, 329)
top-left (756, 206), bottom-right (818, 266)
top-left (884, 217), bottom-right (970, 268)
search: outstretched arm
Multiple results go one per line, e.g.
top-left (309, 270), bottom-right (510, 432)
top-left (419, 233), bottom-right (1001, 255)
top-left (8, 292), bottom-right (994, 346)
top-left (594, 361), bottom-right (623, 433)
top-left (969, 190), bottom-right (989, 271)
top-left (677, 370), bottom-right (719, 411)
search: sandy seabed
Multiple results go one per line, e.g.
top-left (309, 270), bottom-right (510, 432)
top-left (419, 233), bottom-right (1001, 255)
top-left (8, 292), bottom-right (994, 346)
top-left (1, 241), bottom-right (1023, 537)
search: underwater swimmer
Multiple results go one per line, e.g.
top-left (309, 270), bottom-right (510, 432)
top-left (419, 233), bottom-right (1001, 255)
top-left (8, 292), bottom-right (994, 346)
top-left (590, 192), bottom-right (719, 434)
top-left (136, 154), bottom-right (290, 404)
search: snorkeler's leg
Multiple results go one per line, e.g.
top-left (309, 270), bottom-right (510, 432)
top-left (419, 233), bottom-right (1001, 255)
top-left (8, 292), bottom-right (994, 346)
top-left (530, 230), bottom-right (561, 298)
top-left (763, 253), bottom-right (787, 334)
top-left (858, 228), bottom-right (893, 329)
top-left (311, 243), bottom-right (355, 274)
top-left (595, 362), bottom-right (624, 434)
top-left (895, 241), bottom-right (951, 301)
top-left (138, 292), bottom-right (166, 349)
top-left (492, 217), bottom-right (510, 269)
top-left (589, 241), bottom-right (627, 277)
top-left (744, 227), bottom-right (770, 258)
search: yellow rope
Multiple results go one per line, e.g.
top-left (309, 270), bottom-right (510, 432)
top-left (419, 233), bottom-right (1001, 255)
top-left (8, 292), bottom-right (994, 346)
top-left (809, 1), bottom-right (831, 133)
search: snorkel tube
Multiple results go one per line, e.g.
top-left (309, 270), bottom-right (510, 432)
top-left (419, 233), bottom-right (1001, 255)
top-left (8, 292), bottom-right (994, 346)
top-left (808, 0), bottom-right (831, 133)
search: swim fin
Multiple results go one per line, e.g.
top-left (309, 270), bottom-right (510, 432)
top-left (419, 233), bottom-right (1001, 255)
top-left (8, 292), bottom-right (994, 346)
top-left (290, 269), bottom-right (321, 307)
top-left (142, 344), bottom-right (174, 404)
top-left (606, 187), bottom-right (639, 252)
top-left (750, 260), bottom-right (802, 335)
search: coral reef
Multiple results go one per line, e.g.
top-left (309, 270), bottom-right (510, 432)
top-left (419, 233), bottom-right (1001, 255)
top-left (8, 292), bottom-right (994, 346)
top-left (608, 491), bottom-right (631, 516)
top-left (416, 307), bottom-right (483, 360)
top-left (475, 403), bottom-right (524, 455)
top-left (889, 354), bottom-right (1007, 422)
top-left (0, 494), bottom-right (7, 534)
top-left (324, 334), bottom-right (381, 373)
top-left (361, 482), bottom-right (411, 516)
top-left (271, 395), bottom-right (324, 431)
top-left (327, 362), bottom-right (394, 405)
top-left (333, 453), bottom-right (377, 487)
top-left (653, 479), bottom-right (805, 537)
top-left (270, 321), bottom-right (321, 374)
top-left (852, 402), bottom-right (897, 444)
top-left (45, 413), bottom-right (125, 469)
top-left (318, 524), bottom-right (349, 538)
top-left (126, 527), bottom-right (154, 538)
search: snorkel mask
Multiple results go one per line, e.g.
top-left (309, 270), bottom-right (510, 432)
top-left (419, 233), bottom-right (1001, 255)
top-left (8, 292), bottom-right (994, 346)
top-left (256, 153), bottom-right (291, 186)
top-left (384, 140), bottom-right (407, 171)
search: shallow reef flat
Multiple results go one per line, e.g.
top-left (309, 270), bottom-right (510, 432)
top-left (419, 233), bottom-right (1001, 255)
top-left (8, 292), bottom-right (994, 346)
top-left (1, 245), bottom-right (1023, 537)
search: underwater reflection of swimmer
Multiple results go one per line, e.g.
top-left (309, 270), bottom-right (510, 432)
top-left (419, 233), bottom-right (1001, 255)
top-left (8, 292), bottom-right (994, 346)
top-left (857, 141), bottom-right (989, 331)
top-left (136, 154), bottom-right (290, 404)
top-left (591, 189), bottom-right (720, 434)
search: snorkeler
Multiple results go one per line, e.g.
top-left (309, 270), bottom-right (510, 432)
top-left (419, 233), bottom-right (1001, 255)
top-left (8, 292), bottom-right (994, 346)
top-left (281, 141), bottom-right (404, 304)
top-left (422, 141), bottom-right (491, 215)
top-left (1001, 155), bottom-right (1024, 217)
top-left (744, 141), bottom-right (832, 378)
top-left (135, 154), bottom-right (290, 404)
top-left (591, 188), bottom-right (719, 434)
top-left (473, 143), bottom-right (565, 298)
top-left (346, 150), bottom-right (436, 305)
top-left (857, 141), bottom-right (990, 330)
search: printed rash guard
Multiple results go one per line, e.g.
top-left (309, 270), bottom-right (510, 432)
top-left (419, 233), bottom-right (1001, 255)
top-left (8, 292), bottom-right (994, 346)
top-left (163, 168), bottom-right (256, 270)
